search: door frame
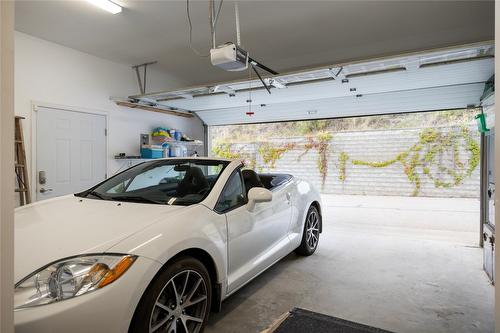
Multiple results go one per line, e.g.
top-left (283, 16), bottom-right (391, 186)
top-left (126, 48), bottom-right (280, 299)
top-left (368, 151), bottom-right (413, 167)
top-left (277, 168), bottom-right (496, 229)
top-left (30, 101), bottom-right (109, 201)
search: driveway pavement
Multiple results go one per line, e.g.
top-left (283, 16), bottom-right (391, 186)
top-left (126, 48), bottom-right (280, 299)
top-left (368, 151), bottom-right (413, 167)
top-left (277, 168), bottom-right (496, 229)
top-left (321, 194), bottom-right (480, 245)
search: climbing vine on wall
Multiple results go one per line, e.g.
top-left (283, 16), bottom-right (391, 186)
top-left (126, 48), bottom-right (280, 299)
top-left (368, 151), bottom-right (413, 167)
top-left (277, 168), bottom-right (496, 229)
top-left (297, 132), bottom-right (333, 188)
top-left (258, 143), bottom-right (297, 169)
top-left (338, 152), bottom-right (349, 182)
top-left (211, 143), bottom-right (243, 160)
top-left (350, 127), bottom-right (480, 196)
top-left (211, 142), bottom-right (257, 169)
top-left (212, 132), bottom-right (333, 189)
top-left (211, 126), bottom-right (479, 196)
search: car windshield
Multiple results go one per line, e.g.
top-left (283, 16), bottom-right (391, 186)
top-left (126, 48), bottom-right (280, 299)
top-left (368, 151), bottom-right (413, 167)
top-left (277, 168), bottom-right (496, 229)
top-left (76, 159), bottom-right (229, 206)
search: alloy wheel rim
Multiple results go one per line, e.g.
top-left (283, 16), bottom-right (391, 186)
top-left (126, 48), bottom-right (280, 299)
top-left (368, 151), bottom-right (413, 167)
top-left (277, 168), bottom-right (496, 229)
top-left (149, 269), bottom-right (208, 333)
top-left (306, 210), bottom-right (320, 250)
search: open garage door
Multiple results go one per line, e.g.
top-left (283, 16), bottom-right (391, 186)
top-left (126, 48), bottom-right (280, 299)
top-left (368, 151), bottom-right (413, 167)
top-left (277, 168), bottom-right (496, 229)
top-left (129, 43), bottom-right (493, 126)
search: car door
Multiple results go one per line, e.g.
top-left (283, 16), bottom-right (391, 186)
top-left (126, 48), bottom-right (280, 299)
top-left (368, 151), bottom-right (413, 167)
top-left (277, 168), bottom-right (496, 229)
top-left (217, 168), bottom-right (292, 294)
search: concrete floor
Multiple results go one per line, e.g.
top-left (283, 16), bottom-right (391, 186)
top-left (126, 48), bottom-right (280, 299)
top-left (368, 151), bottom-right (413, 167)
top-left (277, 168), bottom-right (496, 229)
top-left (205, 195), bottom-right (494, 333)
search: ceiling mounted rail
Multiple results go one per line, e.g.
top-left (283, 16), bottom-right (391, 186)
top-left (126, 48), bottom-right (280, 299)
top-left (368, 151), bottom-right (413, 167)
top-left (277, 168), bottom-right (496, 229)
top-left (115, 100), bottom-right (193, 118)
top-left (128, 42), bottom-right (493, 112)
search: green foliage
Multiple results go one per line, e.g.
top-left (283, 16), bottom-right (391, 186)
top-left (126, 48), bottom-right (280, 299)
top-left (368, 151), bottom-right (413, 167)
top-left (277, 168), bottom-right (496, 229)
top-left (315, 132), bottom-right (332, 188)
top-left (316, 131), bottom-right (333, 142)
top-left (419, 128), bottom-right (438, 143)
top-left (257, 132), bottom-right (333, 189)
top-left (351, 126), bottom-right (480, 196)
top-left (296, 120), bottom-right (329, 135)
top-left (338, 152), bottom-right (349, 182)
top-left (463, 127), bottom-right (480, 176)
top-left (258, 143), bottom-right (296, 169)
top-left (211, 142), bottom-right (242, 160)
top-left (352, 158), bottom-right (399, 168)
top-left (212, 142), bottom-right (256, 169)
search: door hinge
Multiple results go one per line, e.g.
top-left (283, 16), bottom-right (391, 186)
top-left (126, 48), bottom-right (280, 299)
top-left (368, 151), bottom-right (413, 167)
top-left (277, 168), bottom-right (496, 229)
top-left (105, 128), bottom-right (108, 136)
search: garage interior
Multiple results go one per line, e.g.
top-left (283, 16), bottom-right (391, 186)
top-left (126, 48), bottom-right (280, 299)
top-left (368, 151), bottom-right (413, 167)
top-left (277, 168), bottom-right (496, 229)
top-left (0, 1), bottom-right (498, 333)
top-left (139, 46), bottom-right (496, 332)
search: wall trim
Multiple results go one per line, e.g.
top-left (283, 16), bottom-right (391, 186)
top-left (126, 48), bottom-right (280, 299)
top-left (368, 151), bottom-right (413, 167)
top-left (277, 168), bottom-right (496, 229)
top-left (0, 1), bottom-right (15, 332)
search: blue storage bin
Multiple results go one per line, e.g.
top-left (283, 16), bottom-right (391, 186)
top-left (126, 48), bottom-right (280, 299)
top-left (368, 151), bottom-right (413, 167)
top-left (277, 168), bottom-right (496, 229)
top-left (141, 148), bottom-right (163, 159)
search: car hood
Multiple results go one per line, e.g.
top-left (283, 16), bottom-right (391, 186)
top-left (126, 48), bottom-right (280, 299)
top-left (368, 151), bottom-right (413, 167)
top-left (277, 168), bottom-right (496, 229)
top-left (15, 195), bottom-right (184, 283)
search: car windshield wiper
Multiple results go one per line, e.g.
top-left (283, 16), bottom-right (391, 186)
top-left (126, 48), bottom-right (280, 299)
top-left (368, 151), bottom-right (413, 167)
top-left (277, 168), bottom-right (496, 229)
top-left (86, 191), bottom-right (109, 200)
top-left (109, 196), bottom-right (166, 205)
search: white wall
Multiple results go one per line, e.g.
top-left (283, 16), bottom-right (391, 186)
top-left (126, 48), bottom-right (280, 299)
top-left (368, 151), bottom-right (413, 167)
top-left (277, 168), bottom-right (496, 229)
top-left (15, 32), bottom-right (204, 190)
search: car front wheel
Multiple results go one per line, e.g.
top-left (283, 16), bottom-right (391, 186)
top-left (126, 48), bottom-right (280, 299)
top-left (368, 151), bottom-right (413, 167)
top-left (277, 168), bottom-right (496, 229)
top-left (129, 256), bottom-right (212, 333)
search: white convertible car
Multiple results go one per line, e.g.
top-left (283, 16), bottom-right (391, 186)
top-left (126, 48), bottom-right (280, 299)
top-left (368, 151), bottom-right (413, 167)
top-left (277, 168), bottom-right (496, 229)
top-left (14, 157), bottom-right (322, 333)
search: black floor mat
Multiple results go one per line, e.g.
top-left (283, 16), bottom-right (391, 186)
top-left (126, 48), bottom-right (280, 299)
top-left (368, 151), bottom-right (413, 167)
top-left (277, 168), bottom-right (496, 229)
top-left (272, 308), bottom-right (395, 333)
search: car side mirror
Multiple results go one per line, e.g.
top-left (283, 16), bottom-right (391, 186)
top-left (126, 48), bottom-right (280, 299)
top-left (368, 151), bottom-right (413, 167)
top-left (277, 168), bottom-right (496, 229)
top-left (247, 187), bottom-right (272, 212)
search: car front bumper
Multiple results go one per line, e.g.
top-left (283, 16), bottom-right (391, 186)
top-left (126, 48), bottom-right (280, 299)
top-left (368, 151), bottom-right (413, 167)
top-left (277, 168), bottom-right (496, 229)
top-left (15, 256), bottom-right (162, 333)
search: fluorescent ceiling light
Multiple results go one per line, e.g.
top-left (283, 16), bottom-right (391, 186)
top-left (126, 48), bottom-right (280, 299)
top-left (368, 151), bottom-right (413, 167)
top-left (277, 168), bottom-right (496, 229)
top-left (86, 0), bottom-right (122, 14)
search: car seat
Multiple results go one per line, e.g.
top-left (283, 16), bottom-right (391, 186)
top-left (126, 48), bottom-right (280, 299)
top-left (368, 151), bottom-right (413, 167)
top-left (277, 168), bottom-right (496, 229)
top-left (177, 166), bottom-right (209, 197)
top-left (242, 169), bottom-right (264, 195)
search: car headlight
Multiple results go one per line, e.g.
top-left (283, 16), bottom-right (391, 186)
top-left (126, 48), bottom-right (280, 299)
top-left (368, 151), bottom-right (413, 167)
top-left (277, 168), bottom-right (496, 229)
top-left (14, 254), bottom-right (137, 309)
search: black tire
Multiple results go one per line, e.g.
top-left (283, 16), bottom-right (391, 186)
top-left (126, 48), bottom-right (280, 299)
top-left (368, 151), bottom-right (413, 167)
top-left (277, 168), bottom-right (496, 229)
top-left (295, 205), bottom-right (321, 256)
top-left (129, 256), bottom-right (212, 333)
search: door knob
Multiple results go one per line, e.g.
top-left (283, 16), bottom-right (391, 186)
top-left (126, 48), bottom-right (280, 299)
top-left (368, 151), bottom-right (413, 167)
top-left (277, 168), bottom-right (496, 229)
top-left (40, 188), bottom-right (53, 194)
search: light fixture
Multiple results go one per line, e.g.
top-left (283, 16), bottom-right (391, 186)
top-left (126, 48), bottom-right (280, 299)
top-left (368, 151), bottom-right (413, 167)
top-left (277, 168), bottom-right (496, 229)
top-left (86, 0), bottom-right (122, 14)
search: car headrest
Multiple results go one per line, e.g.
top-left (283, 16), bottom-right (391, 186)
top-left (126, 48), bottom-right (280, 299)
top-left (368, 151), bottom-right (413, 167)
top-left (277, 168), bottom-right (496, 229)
top-left (176, 166), bottom-right (209, 197)
top-left (174, 164), bottom-right (191, 172)
top-left (183, 166), bottom-right (204, 181)
top-left (242, 169), bottom-right (263, 193)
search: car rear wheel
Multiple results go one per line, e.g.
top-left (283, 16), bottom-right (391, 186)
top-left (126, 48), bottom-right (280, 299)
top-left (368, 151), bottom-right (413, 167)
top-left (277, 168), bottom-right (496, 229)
top-left (295, 205), bottom-right (321, 256)
top-left (129, 256), bottom-right (212, 333)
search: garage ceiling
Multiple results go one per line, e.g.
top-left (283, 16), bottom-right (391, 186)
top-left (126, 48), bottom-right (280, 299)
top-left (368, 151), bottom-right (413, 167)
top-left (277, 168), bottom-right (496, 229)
top-left (15, 0), bottom-right (494, 86)
top-left (132, 43), bottom-right (494, 125)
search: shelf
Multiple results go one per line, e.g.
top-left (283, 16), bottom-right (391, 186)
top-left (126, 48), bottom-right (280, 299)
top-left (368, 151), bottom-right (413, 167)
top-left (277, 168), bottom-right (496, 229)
top-left (114, 157), bottom-right (151, 160)
top-left (113, 141), bottom-right (203, 162)
top-left (114, 155), bottom-right (201, 161)
top-left (161, 140), bottom-right (203, 146)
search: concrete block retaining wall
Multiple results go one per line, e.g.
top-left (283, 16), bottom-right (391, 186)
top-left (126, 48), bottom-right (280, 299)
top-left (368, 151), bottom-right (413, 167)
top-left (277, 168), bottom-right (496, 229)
top-left (213, 125), bottom-right (480, 198)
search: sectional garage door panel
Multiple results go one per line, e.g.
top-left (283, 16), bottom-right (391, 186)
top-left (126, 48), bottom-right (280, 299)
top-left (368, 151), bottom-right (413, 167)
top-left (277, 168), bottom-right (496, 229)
top-left (130, 44), bottom-right (493, 126)
top-left (157, 58), bottom-right (493, 112)
top-left (195, 83), bottom-right (485, 125)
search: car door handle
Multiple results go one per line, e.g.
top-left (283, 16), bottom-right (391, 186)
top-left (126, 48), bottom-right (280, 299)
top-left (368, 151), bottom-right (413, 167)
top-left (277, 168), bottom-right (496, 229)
top-left (286, 192), bottom-right (291, 202)
top-left (40, 188), bottom-right (53, 194)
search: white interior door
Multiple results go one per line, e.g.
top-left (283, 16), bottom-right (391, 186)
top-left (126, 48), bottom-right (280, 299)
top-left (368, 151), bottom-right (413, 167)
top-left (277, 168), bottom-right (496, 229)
top-left (36, 106), bottom-right (106, 201)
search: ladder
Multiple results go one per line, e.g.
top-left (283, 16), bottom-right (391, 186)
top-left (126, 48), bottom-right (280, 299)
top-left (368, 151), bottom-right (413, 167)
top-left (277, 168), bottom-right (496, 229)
top-left (15, 116), bottom-right (31, 205)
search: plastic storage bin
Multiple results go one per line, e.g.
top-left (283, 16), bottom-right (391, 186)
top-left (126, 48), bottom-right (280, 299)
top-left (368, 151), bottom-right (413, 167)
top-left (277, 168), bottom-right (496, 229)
top-left (141, 148), bottom-right (163, 159)
top-left (169, 144), bottom-right (182, 157)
